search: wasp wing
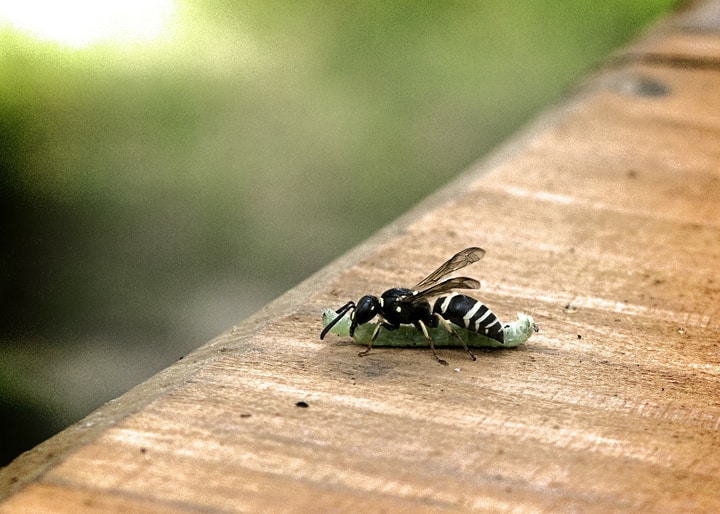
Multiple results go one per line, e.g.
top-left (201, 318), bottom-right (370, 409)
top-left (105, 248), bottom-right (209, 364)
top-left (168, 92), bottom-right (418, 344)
top-left (414, 247), bottom-right (485, 290)
top-left (401, 276), bottom-right (481, 304)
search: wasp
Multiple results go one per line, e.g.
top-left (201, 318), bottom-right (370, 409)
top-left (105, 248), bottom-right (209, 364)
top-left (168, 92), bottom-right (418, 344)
top-left (320, 247), bottom-right (505, 365)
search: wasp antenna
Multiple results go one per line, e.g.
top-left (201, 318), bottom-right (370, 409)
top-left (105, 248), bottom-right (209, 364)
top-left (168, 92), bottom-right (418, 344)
top-left (320, 301), bottom-right (356, 340)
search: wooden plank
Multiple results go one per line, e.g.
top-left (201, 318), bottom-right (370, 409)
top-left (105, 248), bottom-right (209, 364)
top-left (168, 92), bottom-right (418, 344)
top-left (2, 1), bottom-right (720, 512)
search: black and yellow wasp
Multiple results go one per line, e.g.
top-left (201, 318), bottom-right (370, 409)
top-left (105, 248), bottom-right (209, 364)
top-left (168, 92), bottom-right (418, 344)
top-left (320, 247), bottom-right (504, 365)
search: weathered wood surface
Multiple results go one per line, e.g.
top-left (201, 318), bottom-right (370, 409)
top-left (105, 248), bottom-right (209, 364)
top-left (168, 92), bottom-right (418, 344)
top-left (3, 1), bottom-right (720, 512)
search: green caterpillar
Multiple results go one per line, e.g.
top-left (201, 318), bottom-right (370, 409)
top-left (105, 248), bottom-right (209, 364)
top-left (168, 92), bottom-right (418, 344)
top-left (321, 308), bottom-right (537, 349)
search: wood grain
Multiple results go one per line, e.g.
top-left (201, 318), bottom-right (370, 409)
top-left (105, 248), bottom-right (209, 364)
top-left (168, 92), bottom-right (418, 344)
top-left (2, 1), bottom-right (720, 512)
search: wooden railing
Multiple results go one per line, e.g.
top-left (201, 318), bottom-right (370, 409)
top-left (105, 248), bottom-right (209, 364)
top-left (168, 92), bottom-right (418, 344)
top-left (2, 1), bottom-right (720, 511)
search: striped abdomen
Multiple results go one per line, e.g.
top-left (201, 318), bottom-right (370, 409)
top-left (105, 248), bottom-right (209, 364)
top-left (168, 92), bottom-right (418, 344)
top-left (433, 294), bottom-right (504, 343)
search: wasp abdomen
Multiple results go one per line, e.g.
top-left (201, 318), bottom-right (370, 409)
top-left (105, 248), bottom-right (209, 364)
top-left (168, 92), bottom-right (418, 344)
top-left (433, 293), bottom-right (504, 343)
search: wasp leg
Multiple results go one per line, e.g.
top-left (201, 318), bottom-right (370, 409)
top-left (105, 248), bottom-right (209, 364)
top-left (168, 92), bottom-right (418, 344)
top-left (417, 319), bottom-right (448, 366)
top-left (358, 321), bottom-right (392, 357)
top-left (358, 323), bottom-right (383, 357)
top-left (434, 313), bottom-right (476, 361)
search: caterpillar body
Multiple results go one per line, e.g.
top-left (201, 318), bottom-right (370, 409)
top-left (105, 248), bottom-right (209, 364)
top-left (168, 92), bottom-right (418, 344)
top-left (322, 307), bottom-right (537, 348)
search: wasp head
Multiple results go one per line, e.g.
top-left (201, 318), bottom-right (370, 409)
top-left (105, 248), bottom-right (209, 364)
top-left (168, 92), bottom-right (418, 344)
top-left (350, 295), bottom-right (380, 336)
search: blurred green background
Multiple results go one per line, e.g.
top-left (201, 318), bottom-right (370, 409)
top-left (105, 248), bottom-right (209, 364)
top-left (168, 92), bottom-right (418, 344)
top-left (1, 0), bottom-right (677, 465)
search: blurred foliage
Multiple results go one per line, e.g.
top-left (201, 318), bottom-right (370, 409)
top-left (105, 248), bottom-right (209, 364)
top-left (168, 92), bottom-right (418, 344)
top-left (0, 0), bottom-right (677, 465)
